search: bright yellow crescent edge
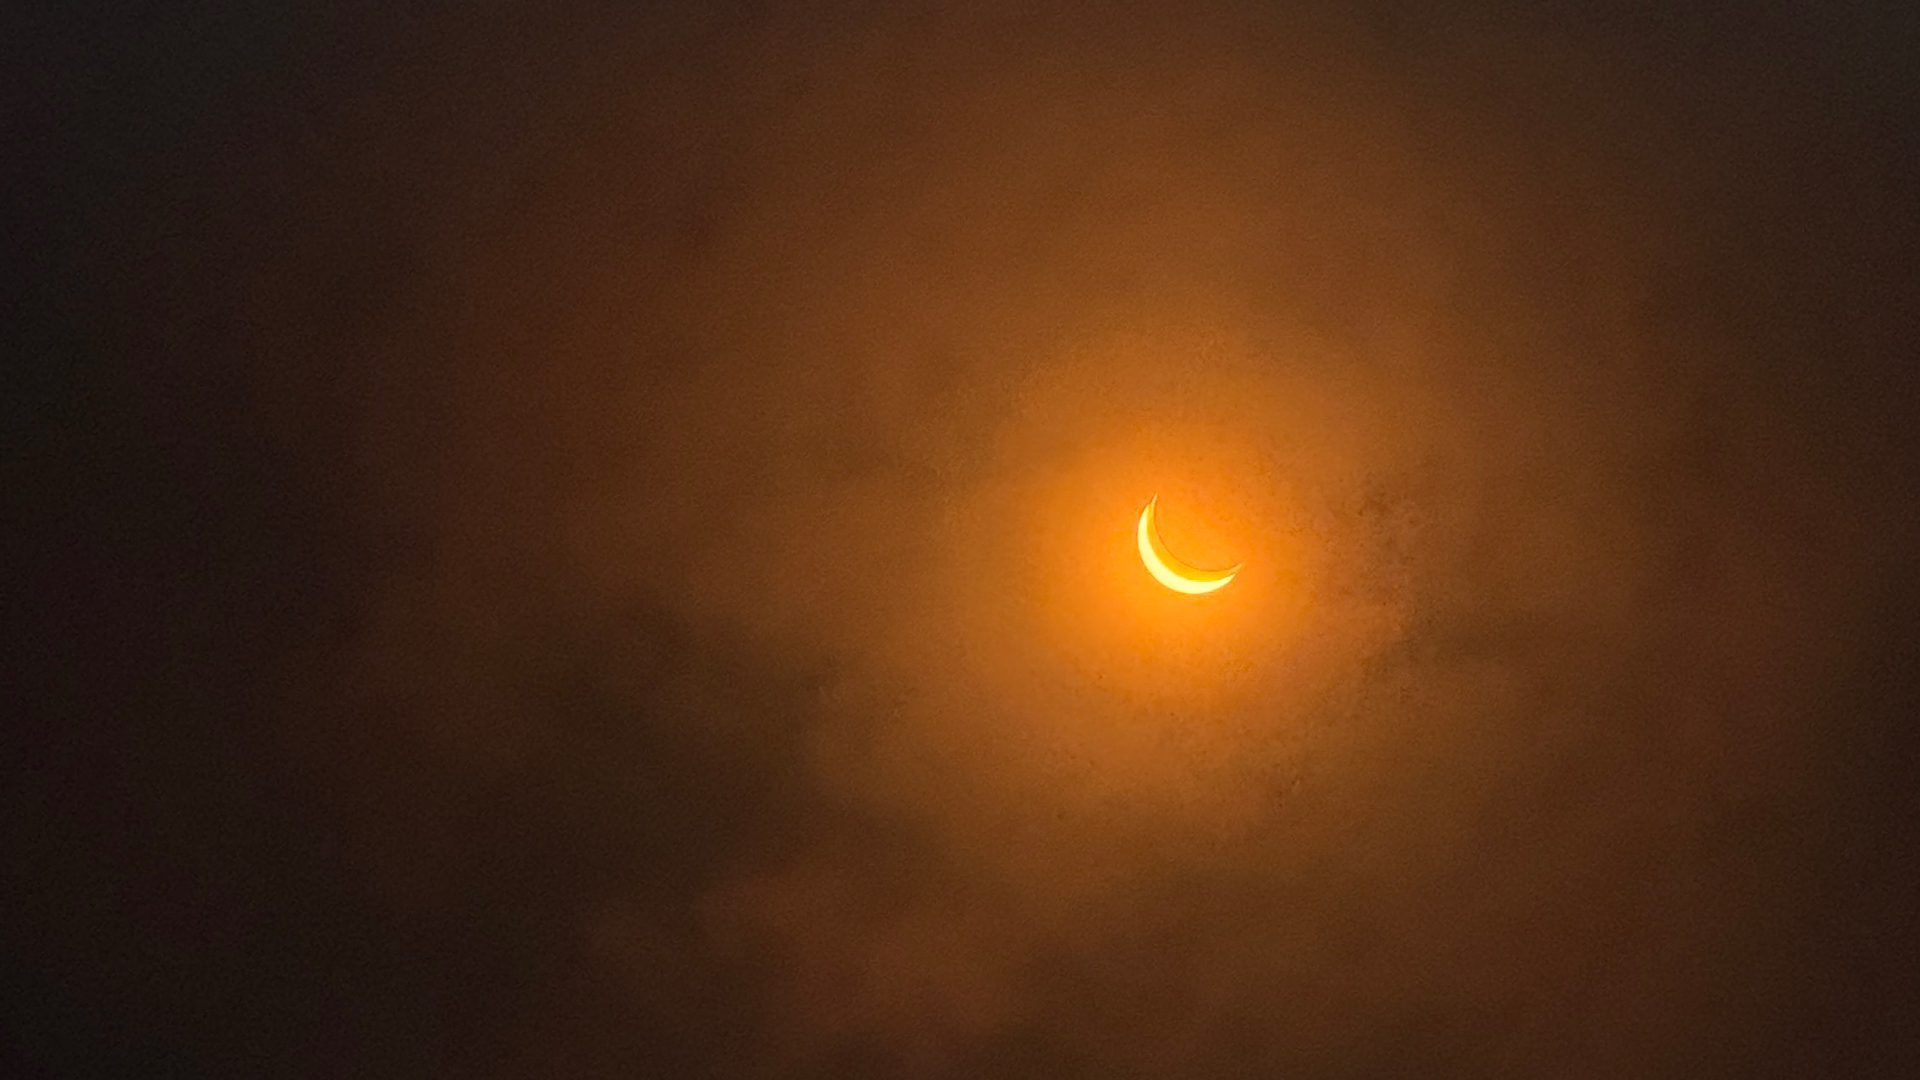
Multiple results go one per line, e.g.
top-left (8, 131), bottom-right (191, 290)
top-left (1137, 496), bottom-right (1242, 595)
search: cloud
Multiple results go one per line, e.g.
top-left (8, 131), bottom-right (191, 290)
top-left (12, 2), bottom-right (1917, 1075)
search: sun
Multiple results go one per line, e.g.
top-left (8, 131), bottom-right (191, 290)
top-left (1136, 497), bottom-right (1242, 595)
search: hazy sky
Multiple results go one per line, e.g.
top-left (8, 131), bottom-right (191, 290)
top-left (9, 2), bottom-right (1919, 1076)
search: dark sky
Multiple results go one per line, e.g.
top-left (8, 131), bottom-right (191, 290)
top-left (8, 2), bottom-right (1920, 1076)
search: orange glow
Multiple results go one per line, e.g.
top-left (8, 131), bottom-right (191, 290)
top-left (1136, 496), bottom-right (1242, 595)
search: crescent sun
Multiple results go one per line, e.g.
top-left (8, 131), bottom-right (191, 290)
top-left (1137, 496), bottom-right (1242, 595)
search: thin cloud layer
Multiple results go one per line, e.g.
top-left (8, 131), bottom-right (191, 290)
top-left (9, 2), bottom-right (1918, 1076)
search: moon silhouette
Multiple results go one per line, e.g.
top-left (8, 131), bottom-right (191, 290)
top-left (1136, 496), bottom-right (1242, 595)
